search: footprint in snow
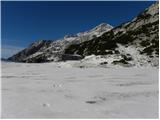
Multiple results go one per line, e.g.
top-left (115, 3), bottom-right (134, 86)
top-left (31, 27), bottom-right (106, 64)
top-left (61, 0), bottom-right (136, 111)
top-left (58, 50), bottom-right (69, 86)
top-left (85, 96), bottom-right (106, 104)
top-left (86, 101), bottom-right (97, 104)
top-left (53, 83), bottom-right (62, 88)
top-left (42, 103), bottom-right (50, 107)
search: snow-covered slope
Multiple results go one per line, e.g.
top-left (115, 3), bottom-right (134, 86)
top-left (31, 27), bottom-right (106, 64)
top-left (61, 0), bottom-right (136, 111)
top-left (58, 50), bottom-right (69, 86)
top-left (8, 23), bottom-right (113, 62)
top-left (65, 2), bottom-right (159, 67)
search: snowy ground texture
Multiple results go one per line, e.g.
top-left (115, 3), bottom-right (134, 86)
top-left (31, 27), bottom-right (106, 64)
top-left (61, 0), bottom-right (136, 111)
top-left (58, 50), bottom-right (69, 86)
top-left (1, 61), bottom-right (159, 118)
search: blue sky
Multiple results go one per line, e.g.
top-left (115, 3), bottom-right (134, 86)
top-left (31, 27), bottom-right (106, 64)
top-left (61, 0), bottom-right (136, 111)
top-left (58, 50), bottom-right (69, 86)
top-left (1, 1), bottom-right (155, 58)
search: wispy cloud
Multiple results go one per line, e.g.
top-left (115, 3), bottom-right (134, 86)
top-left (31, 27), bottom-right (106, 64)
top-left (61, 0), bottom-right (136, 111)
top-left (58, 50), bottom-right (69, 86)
top-left (1, 45), bottom-right (24, 59)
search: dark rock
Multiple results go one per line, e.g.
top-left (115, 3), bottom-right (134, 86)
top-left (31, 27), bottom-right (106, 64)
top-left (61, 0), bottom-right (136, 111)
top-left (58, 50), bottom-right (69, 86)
top-left (61, 54), bottom-right (83, 61)
top-left (112, 59), bottom-right (129, 65)
top-left (100, 62), bottom-right (108, 65)
top-left (86, 101), bottom-right (97, 104)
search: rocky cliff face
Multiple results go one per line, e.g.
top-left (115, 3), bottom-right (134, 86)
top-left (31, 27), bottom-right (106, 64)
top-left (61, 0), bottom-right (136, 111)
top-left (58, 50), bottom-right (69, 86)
top-left (8, 23), bottom-right (113, 62)
top-left (65, 2), bottom-right (159, 67)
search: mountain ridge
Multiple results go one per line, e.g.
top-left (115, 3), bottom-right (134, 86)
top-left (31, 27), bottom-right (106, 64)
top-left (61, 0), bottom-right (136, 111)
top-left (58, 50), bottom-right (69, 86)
top-left (8, 23), bottom-right (113, 62)
top-left (64, 2), bottom-right (158, 67)
top-left (8, 2), bottom-right (159, 67)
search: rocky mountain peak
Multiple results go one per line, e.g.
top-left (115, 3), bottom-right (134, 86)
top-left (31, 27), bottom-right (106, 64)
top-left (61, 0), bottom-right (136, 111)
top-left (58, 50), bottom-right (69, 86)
top-left (87, 23), bottom-right (113, 34)
top-left (93, 23), bottom-right (113, 30)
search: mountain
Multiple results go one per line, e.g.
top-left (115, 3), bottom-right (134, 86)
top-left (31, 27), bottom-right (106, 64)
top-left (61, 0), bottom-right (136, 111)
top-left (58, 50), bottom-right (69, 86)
top-left (64, 2), bottom-right (159, 67)
top-left (8, 23), bottom-right (113, 62)
top-left (8, 2), bottom-right (159, 67)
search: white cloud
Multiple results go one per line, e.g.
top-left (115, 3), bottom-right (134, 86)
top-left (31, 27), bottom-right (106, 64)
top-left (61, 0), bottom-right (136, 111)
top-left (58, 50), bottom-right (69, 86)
top-left (1, 45), bottom-right (24, 58)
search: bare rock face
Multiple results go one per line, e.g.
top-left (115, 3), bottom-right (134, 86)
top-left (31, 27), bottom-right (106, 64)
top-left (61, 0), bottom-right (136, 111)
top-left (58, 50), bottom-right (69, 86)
top-left (8, 40), bottom-right (52, 62)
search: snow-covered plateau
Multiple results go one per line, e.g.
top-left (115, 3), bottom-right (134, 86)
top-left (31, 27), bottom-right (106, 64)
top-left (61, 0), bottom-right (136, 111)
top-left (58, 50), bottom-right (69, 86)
top-left (1, 61), bottom-right (158, 118)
